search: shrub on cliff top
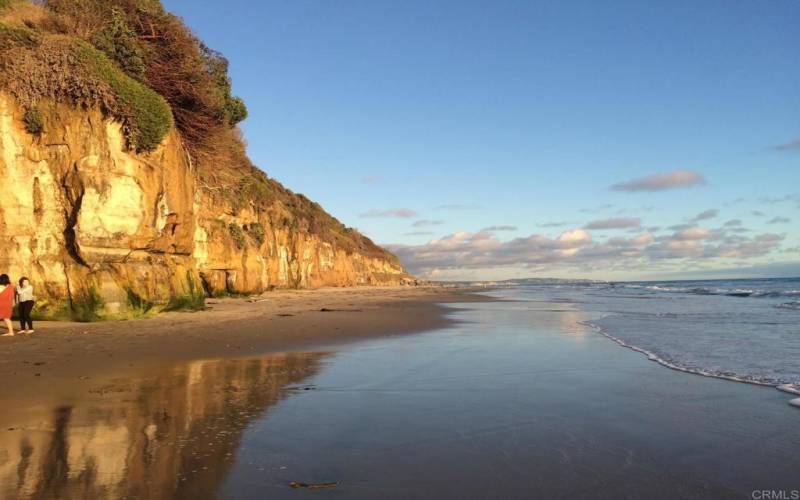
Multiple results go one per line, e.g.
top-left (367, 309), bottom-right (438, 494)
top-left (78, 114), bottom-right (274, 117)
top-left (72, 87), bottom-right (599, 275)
top-left (0, 21), bottom-right (40, 50)
top-left (0, 35), bottom-right (117, 113)
top-left (75, 39), bottom-right (173, 151)
top-left (5, 0), bottom-right (253, 175)
top-left (45, 0), bottom-right (247, 159)
top-left (0, 30), bottom-right (172, 151)
top-left (91, 7), bottom-right (146, 80)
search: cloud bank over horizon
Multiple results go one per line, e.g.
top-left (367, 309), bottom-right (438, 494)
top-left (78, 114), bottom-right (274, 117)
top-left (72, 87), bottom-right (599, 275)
top-left (369, 166), bottom-right (797, 280)
top-left (372, 158), bottom-right (799, 280)
top-left (388, 225), bottom-right (786, 280)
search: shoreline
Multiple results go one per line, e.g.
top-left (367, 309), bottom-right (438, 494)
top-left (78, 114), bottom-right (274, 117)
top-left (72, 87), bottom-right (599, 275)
top-left (0, 286), bottom-right (490, 398)
top-left (583, 320), bottom-right (778, 387)
top-left (581, 319), bottom-right (800, 409)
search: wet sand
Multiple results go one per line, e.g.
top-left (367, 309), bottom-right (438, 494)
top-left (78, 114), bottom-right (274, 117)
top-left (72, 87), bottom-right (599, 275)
top-left (0, 286), bottom-right (488, 399)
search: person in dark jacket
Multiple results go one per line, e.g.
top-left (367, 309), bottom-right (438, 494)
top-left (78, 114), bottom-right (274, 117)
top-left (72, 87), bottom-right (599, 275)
top-left (16, 277), bottom-right (35, 334)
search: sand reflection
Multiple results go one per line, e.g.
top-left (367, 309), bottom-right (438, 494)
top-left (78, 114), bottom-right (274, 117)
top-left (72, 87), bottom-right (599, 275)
top-left (0, 352), bottom-right (326, 500)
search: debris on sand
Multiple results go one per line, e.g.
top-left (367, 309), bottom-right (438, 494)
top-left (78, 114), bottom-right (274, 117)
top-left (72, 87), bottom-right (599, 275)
top-left (290, 481), bottom-right (338, 490)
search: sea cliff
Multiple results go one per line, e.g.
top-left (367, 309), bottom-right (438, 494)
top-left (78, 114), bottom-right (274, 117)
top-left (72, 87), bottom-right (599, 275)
top-left (0, 1), bottom-right (409, 320)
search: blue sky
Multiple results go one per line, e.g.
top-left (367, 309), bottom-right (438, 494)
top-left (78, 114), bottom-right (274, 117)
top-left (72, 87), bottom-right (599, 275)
top-left (163, 0), bottom-right (799, 280)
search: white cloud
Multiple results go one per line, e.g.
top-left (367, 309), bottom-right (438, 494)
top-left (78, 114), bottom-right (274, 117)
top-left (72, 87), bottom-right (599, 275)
top-left (557, 229), bottom-right (591, 244)
top-left (768, 216), bottom-right (791, 224)
top-left (584, 217), bottom-right (641, 230)
top-left (580, 204), bottom-right (615, 213)
top-left (434, 204), bottom-right (482, 210)
top-left (692, 209), bottom-right (718, 221)
top-left (361, 176), bottom-right (382, 184)
top-left (774, 139), bottom-right (800, 152)
top-left (412, 219), bottom-right (444, 227)
top-left (674, 227), bottom-right (711, 241)
top-left (360, 208), bottom-right (418, 218)
top-left (758, 194), bottom-right (799, 204)
top-left (610, 170), bottom-right (706, 192)
top-left (482, 225), bottom-right (517, 232)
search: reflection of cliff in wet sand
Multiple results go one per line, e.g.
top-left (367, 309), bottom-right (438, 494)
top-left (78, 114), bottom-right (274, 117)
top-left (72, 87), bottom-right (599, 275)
top-left (0, 353), bottom-right (326, 500)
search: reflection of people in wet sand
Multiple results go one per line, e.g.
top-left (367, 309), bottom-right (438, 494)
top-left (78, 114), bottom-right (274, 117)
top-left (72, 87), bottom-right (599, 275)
top-left (0, 274), bottom-right (15, 337)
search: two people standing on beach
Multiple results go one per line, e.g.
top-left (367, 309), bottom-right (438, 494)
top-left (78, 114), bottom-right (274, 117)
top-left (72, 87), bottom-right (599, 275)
top-left (0, 275), bottom-right (35, 337)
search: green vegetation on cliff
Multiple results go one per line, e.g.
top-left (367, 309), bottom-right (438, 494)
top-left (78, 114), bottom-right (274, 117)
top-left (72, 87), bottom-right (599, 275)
top-left (22, 106), bottom-right (43, 134)
top-left (74, 39), bottom-right (173, 151)
top-left (163, 272), bottom-right (206, 312)
top-left (0, 14), bottom-right (173, 151)
top-left (43, 0), bottom-right (248, 156)
top-left (92, 8), bottom-right (146, 80)
top-left (228, 223), bottom-right (246, 250)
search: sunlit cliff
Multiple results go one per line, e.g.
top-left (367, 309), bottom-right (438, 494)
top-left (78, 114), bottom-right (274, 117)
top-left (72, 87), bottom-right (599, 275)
top-left (0, 0), bottom-right (410, 319)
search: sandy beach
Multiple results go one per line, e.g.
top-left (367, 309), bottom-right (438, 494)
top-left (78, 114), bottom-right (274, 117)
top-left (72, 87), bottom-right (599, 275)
top-left (0, 285), bottom-right (797, 500)
top-left (0, 286), bottom-right (487, 398)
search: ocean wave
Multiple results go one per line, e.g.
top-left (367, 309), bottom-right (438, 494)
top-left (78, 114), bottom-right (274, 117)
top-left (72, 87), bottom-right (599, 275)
top-left (582, 320), bottom-right (796, 388)
top-left (615, 283), bottom-right (800, 299)
top-left (777, 384), bottom-right (800, 396)
top-left (776, 301), bottom-right (800, 310)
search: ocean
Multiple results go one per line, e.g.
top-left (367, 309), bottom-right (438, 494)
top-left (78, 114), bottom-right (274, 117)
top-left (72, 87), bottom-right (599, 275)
top-left (498, 278), bottom-right (800, 391)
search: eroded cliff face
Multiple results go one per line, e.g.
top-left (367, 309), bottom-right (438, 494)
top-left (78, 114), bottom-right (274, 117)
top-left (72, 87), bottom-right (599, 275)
top-left (0, 94), bottom-right (408, 319)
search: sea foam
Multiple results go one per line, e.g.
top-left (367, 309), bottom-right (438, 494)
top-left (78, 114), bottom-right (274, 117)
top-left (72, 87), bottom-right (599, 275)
top-left (777, 384), bottom-right (800, 396)
top-left (582, 321), bottom-right (778, 387)
top-left (584, 319), bottom-right (800, 408)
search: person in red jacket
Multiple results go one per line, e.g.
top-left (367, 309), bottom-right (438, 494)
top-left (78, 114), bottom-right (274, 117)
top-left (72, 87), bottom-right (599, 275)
top-left (0, 274), bottom-right (15, 337)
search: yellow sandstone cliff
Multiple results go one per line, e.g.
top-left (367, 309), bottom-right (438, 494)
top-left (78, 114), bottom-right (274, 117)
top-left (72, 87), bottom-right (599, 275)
top-left (0, 94), bottom-right (409, 319)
